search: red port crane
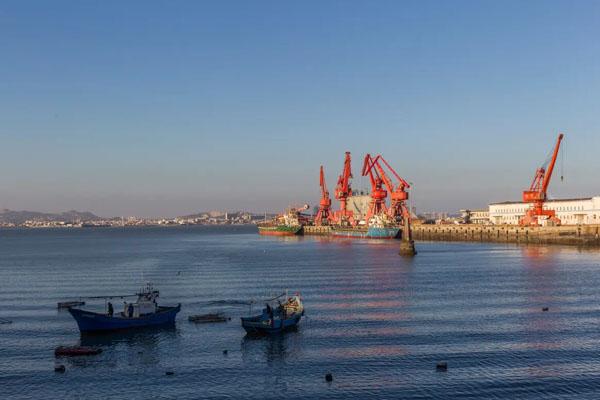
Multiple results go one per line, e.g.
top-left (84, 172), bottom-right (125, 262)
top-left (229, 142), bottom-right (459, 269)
top-left (369, 154), bottom-right (411, 223)
top-left (361, 154), bottom-right (388, 222)
top-left (519, 133), bottom-right (564, 226)
top-left (315, 165), bottom-right (334, 226)
top-left (333, 151), bottom-right (355, 225)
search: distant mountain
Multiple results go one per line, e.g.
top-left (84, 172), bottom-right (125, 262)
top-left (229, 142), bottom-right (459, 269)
top-left (0, 209), bottom-right (100, 224)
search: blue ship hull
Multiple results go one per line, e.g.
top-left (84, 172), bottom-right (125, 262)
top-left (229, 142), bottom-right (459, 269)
top-left (68, 305), bottom-right (181, 333)
top-left (241, 313), bottom-right (302, 334)
top-left (331, 226), bottom-right (400, 239)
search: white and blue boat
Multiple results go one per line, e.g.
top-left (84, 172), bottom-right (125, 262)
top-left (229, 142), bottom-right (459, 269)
top-left (241, 293), bottom-right (304, 334)
top-left (67, 283), bottom-right (181, 333)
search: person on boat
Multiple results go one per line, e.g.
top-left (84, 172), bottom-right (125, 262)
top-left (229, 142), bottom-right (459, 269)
top-left (107, 302), bottom-right (114, 317)
top-left (128, 303), bottom-right (134, 318)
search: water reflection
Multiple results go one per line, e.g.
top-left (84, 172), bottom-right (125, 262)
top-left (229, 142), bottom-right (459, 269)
top-left (240, 330), bottom-right (303, 365)
top-left (79, 326), bottom-right (178, 348)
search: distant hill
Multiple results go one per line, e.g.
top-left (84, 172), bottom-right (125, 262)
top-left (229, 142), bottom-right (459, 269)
top-left (0, 209), bottom-right (100, 224)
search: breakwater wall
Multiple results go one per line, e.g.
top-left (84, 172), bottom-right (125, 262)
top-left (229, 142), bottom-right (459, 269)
top-left (412, 224), bottom-right (600, 247)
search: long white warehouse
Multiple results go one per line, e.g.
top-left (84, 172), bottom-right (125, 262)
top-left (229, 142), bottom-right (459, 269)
top-left (489, 196), bottom-right (600, 225)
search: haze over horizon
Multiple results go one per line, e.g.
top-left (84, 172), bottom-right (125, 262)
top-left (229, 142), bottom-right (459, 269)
top-left (1, 1), bottom-right (599, 218)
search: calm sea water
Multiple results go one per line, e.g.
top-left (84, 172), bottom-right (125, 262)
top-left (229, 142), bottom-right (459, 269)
top-left (1, 226), bottom-right (600, 399)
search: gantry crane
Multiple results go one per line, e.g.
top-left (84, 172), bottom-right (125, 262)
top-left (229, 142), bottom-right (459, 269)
top-left (369, 154), bottom-right (411, 223)
top-left (333, 151), bottom-right (355, 225)
top-left (361, 154), bottom-right (388, 223)
top-left (315, 165), bottom-right (334, 226)
top-left (519, 133), bottom-right (564, 226)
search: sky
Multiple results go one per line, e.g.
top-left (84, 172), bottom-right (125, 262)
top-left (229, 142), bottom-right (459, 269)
top-left (1, 1), bottom-right (599, 218)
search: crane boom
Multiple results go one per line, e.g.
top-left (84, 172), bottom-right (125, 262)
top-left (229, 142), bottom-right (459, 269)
top-left (520, 133), bottom-right (564, 226)
top-left (315, 165), bottom-right (333, 226)
top-left (369, 154), bottom-right (411, 223)
top-left (541, 133), bottom-right (564, 194)
top-left (333, 152), bottom-right (355, 225)
top-left (362, 154), bottom-right (387, 223)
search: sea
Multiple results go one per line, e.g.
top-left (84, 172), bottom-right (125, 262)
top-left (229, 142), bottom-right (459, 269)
top-left (1, 225), bottom-right (600, 399)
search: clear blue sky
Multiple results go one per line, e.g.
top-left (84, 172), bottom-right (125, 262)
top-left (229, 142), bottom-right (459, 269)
top-left (1, 1), bottom-right (599, 217)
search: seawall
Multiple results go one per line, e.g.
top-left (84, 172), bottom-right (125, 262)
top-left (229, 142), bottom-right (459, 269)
top-left (411, 224), bottom-right (600, 247)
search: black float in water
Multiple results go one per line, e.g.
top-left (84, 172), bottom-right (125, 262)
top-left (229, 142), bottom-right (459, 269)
top-left (436, 362), bottom-right (448, 372)
top-left (325, 373), bottom-right (333, 382)
top-left (166, 371), bottom-right (174, 376)
top-left (542, 307), bottom-right (549, 312)
top-left (54, 365), bottom-right (66, 373)
top-left (223, 349), bottom-right (228, 355)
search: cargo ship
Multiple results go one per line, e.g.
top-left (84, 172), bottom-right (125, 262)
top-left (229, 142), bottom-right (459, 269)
top-left (331, 225), bottom-right (400, 239)
top-left (331, 215), bottom-right (400, 239)
top-left (257, 224), bottom-right (302, 236)
top-left (257, 204), bottom-right (308, 237)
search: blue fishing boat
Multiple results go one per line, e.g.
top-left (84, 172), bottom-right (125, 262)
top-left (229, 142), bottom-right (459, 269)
top-left (241, 293), bottom-right (304, 334)
top-left (67, 283), bottom-right (181, 333)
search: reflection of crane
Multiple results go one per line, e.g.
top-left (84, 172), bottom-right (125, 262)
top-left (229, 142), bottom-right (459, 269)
top-left (519, 133), bottom-right (564, 226)
top-left (361, 154), bottom-right (388, 222)
top-left (333, 152), bottom-right (355, 225)
top-left (315, 166), bottom-right (334, 226)
top-left (370, 154), bottom-right (411, 223)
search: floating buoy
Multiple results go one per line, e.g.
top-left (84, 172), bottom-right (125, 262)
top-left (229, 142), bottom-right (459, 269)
top-left (54, 365), bottom-right (66, 373)
top-left (325, 373), bottom-right (333, 382)
top-left (166, 371), bottom-right (174, 376)
top-left (436, 362), bottom-right (448, 371)
top-left (542, 307), bottom-right (549, 312)
top-left (223, 349), bottom-right (228, 355)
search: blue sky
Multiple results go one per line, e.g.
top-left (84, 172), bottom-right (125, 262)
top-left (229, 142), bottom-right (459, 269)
top-left (1, 1), bottom-right (599, 217)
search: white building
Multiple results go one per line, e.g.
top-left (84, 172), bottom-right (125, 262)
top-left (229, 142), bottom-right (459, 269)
top-left (460, 209), bottom-right (490, 224)
top-left (489, 197), bottom-right (600, 225)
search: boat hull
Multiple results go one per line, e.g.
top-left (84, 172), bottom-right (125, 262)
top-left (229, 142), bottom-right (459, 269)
top-left (257, 225), bottom-right (302, 236)
top-left (331, 226), bottom-right (400, 239)
top-left (241, 314), bottom-right (302, 334)
top-left (68, 305), bottom-right (181, 333)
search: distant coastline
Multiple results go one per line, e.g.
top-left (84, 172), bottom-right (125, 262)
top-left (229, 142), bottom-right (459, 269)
top-left (0, 209), bottom-right (275, 229)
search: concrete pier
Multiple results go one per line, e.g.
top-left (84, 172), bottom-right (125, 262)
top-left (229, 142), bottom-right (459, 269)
top-left (411, 224), bottom-right (600, 247)
top-left (399, 218), bottom-right (417, 256)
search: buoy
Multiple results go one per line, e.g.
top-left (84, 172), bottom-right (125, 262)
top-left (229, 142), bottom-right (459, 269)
top-left (325, 373), bottom-right (333, 382)
top-left (542, 307), bottom-right (549, 312)
top-left (166, 371), bottom-right (174, 376)
top-left (436, 362), bottom-right (448, 371)
top-left (223, 349), bottom-right (228, 355)
top-left (55, 365), bottom-right (66, 373)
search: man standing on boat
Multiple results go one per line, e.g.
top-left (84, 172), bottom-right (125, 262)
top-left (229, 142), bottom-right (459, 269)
top-left (107, 302), bottom-right (114, 317)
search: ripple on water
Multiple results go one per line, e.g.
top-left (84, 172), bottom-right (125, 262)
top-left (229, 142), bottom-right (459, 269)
top-left (2, 227), bottom-right (600, 399)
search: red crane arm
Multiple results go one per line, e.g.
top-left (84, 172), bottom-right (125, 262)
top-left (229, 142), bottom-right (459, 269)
top-left (361, 154), bottom-right (379, 187)
top-left (541, 133), bottom-right (564, 194)
top-left (319, 165), bottom-right (327, 197)
top-left (373, 159), bottom-right (395, 194)
top-left (374, 155), bottom-right (410, 189)
top-left (335, 151), bottom-right (353, 198)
